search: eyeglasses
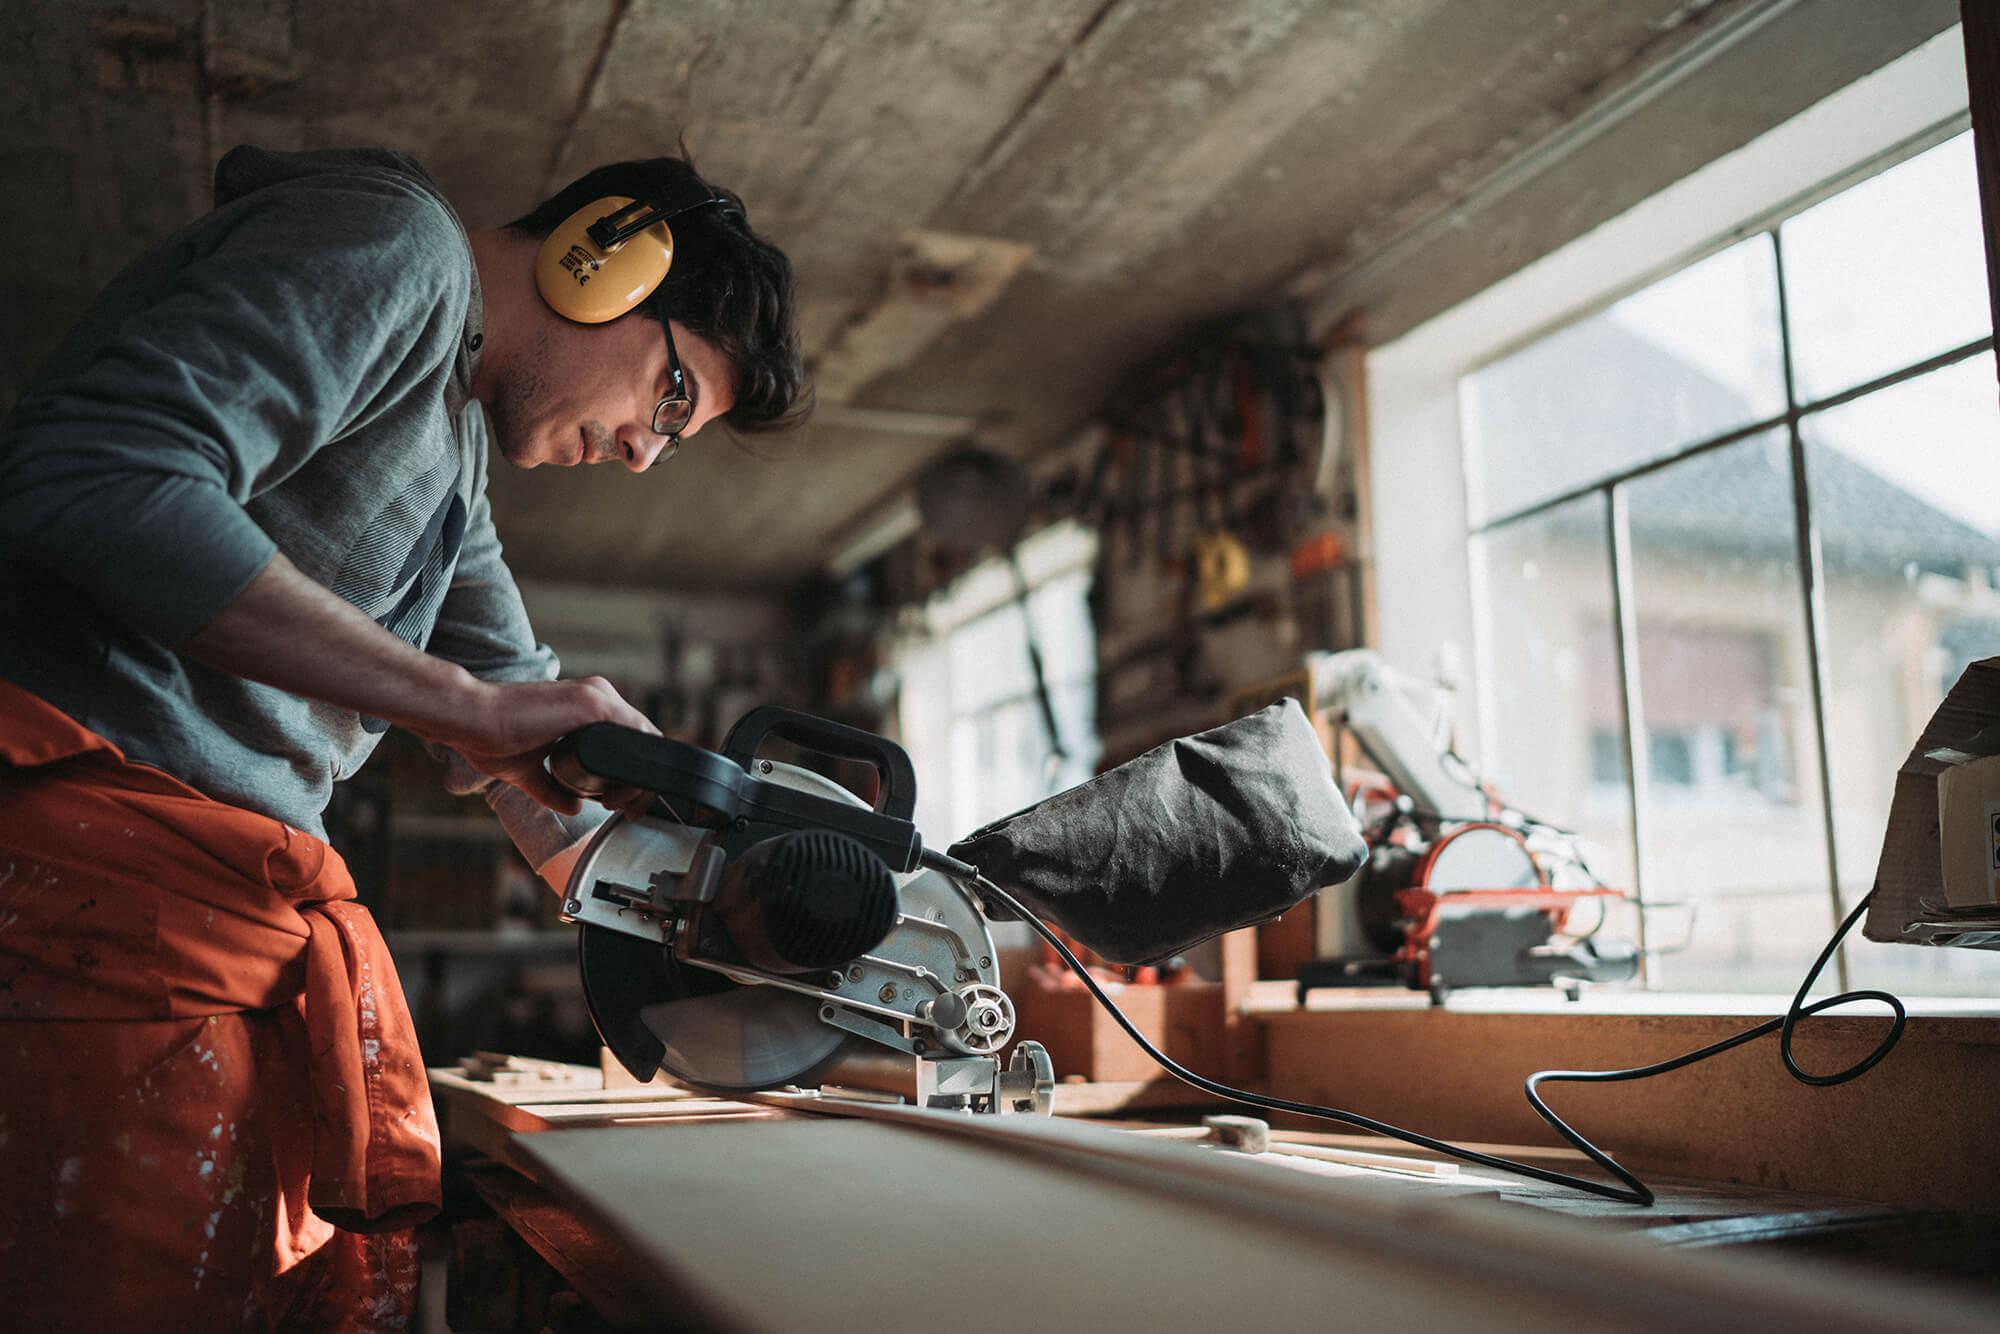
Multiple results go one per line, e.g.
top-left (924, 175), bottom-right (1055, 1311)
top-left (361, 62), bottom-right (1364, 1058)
top-left (648, 318), bottom-right (694, 464)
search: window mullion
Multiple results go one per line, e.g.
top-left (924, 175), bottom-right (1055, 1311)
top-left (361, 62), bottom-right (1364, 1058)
top-left (1606, 483), bottom-right (1652, 979)
top-left (1772, 227), bottom-right (1852, 991)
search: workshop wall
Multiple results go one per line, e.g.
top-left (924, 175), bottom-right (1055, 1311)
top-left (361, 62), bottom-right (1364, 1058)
top-left (863, 307), bottom-right (1365, 779)
top-left (517, 579), bottom-right (801, 748)
top-left (1076, 313), bottom-right (1365, 767)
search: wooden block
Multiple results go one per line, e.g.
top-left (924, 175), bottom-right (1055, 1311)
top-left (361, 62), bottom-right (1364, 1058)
top-left (1012, 979), bottom-right (1225, 1083)
top-left (1219, 927), bottom-right (1266, 1082)
top-left (1256, 903), bottom-right (1318, 987)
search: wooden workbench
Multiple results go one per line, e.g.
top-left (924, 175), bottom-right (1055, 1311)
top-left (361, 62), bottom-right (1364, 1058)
top-left (431, 1061), bottom-right (2000, 1333)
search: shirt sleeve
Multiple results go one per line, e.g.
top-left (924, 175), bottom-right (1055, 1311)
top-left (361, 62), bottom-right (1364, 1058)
top-left (424, 403), bottom-right (616, 869)
top-left (0, 171), bottom-right (470, 646)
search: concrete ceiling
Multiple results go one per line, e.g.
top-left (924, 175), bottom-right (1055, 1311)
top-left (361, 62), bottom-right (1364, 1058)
top-left (1, 0), bottom-right (1960, 593)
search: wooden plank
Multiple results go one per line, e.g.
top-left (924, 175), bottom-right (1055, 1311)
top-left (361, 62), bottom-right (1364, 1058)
top-left (446, 1056), bottom-right (1995, 1319)
top-left (430, 1064), bottom-right (693, 1107)
top-left (433, 1064), bottom-right (781, 1180)
top-left (435, 1081), bottom-right (566, 1176)
top-left (1088, 1115), bottom-right (1926, 1226)
top-left (1657, 1209), bottom-right (2000, 1297)
top-left (512, 1109), bottom-right (1997, 1333)
top-left (1121, 1124), bottom-right (1461, 1179)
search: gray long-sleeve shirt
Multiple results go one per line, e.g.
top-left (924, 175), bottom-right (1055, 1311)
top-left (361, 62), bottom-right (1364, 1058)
top-left (0, 146), bottom-right (601, 863)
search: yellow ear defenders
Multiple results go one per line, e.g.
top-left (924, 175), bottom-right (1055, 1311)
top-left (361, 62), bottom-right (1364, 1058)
top-left (534, 194), bottom-right (729, 325)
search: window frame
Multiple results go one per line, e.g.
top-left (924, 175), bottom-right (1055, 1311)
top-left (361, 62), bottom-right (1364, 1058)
top-left (893, 521), bottom-right (1101, 850)
top-left (1363, 26), bottom-right (1991, 999)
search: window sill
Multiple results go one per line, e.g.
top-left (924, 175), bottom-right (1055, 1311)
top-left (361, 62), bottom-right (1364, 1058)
top-left (1249, 980), bottom-right (2000, 1021)
top-left (1249, 981), bottom-right (2000, 1213)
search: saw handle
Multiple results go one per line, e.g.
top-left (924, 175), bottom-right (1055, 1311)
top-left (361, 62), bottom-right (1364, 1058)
top-left (545, 725), bottom-right (748, 822)
top-left (722, 705), bottom-right (918, 822)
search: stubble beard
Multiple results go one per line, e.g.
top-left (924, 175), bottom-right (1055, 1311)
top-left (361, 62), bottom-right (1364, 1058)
top-left (486, 329), bottom-right (558, 468)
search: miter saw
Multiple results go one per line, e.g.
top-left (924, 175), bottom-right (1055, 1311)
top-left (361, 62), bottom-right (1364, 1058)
top-left (548, 706), bottom-right (1055, 1115)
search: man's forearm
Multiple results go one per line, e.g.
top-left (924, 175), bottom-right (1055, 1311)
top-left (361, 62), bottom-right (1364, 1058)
top-left (176, 551), bottom-right (656, 813)
top-left (178, 551), bottom-right (485, 740)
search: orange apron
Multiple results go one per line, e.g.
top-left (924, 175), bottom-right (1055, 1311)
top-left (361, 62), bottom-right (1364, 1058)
top-left (0, 681), bottom-right (440, 1332)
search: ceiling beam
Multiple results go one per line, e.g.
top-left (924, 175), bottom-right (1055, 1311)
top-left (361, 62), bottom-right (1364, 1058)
top-left (1305, 0), bottom-right (1805, 334)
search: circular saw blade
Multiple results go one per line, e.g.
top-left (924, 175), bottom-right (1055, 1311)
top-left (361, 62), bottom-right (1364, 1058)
top-left (578, 923), bottom-right (853, 1094)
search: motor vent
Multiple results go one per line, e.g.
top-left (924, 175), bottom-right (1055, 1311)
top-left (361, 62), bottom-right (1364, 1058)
top-left (713, 830), bottom-right (898, 974)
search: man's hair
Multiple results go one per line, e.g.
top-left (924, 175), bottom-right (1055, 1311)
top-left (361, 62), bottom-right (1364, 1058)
top-left (508, 156), bottom-right (811, 434)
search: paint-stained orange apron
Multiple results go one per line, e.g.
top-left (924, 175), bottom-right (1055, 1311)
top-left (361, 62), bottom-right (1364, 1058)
top-left (0, 680), bottom-right (440, 1332)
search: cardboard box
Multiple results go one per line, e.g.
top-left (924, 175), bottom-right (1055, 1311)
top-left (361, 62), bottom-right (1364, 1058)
top-left (1866, 658), bottom-right (2000, 947)
top-left (1937, 750), bottom-right (2000, 907)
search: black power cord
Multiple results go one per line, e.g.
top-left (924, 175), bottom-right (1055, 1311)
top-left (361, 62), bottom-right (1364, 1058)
top-left (923, 850), bottom-right (1904, 1207)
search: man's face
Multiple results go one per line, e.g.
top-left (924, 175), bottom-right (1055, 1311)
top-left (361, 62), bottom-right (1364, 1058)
top-left (486, 312), bottom-right (738, 472)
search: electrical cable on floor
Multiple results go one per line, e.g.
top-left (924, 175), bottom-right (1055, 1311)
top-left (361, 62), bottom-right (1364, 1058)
top-left (922, 850), bottom-right (1904, 1207)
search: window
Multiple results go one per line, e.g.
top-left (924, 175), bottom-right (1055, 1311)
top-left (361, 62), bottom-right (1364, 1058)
top-left (894, 522), bottom-right (1102, 852)
top-left (1460, 132), bottom-right (2000, 995)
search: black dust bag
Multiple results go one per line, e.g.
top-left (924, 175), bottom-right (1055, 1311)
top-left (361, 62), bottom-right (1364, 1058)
top-left (947, 700), bottom-right (1366, 965)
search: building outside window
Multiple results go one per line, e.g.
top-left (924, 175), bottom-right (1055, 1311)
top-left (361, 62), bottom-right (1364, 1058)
top-left (1458, 130), bottom-right (2000, 995)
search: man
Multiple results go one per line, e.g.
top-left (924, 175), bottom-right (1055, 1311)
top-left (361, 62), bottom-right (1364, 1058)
top-left (0, 145), bottom-right (807, 1330)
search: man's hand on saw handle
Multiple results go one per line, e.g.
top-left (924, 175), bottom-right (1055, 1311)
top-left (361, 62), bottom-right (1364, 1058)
top-left (436, 674), bottom-right (659, 816)
top-left (180, 551), bottom-right (659, 815)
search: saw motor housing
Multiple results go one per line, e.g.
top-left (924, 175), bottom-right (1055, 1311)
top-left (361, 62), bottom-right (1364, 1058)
top-left (552, 707), bottom-right (1052, 1114)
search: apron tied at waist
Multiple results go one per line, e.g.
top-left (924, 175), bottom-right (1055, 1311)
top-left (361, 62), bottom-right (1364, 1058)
top-left (0, 680), bottom-right (441, 1232)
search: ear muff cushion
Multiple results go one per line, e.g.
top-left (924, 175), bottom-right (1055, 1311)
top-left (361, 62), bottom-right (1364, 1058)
top-left (535, 195), bottom-right (676, 324)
